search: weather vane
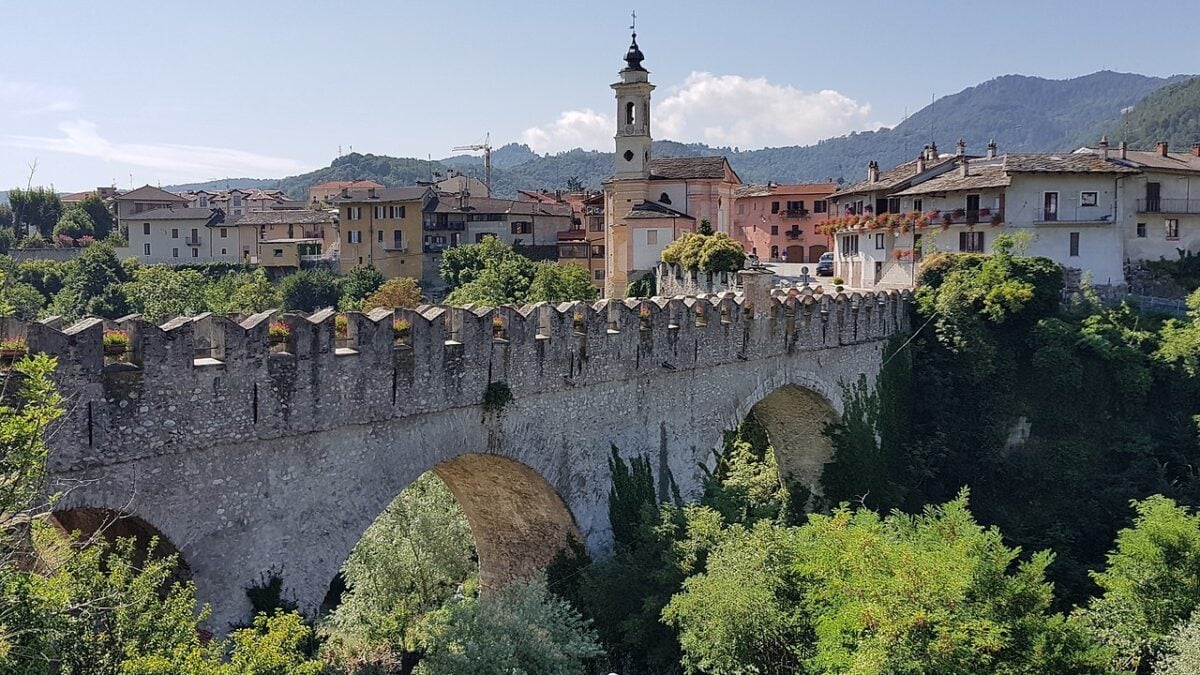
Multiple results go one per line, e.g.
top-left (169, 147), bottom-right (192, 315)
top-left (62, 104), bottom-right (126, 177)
top-left (630, 10), bottom-right (636, 32)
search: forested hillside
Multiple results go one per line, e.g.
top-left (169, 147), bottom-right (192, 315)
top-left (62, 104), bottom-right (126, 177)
top-left (164, 70), bottom-right (1186, 199)
top-left (1090, 75), bottom-right (1200, 149)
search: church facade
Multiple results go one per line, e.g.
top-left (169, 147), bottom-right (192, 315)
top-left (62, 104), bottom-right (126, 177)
top-left (603, 33), bottom-right (741, 297)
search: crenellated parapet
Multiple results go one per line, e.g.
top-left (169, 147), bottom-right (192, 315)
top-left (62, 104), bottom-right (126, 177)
top-left (6, 288), bottom-right (910, 473)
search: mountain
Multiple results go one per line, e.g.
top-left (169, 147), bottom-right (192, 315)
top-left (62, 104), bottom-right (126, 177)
top-left (163, 70), bottom-right (1188, 200)
top-left (1088, 75), bottom-right (1200, 149)
top-left (164, 178), bottom-right (278, 192)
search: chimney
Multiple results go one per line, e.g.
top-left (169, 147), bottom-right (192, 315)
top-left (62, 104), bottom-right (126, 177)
top-left (1192, 143), bottom-right (1200, 157)
top-left (1099, 135), bottom-right (1109, 160)
top-left (955, 139), bottom-right (966, 156)
top-left (368, 187), bottom-right (377, 199)
top-left (916, 152), bottom-right (926, 174)
top-left (1120, 141), bottom-right (1128, 160)
top-left (929, 142), bottom-right (939, 158)
top-left (959, 156), bottom-right (969, 178)
top-left (1156, 141), bottom-right (1169, 157)
top-left (867, 161), bottom-right (879, 183)
top-left (987, 139), bottom-right (997, 159)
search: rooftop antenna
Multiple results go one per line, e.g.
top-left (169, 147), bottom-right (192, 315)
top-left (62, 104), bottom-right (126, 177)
top-left (928, 92), bottom-right (935, 154)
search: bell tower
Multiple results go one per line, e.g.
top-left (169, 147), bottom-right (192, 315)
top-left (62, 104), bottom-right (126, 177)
top-left (611, 30), bottom-right (654, 180)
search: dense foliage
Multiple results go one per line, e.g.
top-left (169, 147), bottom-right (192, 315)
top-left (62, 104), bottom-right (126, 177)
top-left (660, 231), bottom-right (746, 273)
top-left (1095, 76), bottom-right (1200, 150)
top-left (440, 237), bottom-right (597, 306)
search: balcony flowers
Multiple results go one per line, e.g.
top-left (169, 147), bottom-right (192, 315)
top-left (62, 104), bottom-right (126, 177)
top-left (0, 337), bottom-right (28, 362)
top-left (102, 329), bottom-right (129, 354)
top-left (941, 212), bottom-right (954, 230)
top-left (267, 321), bottom-right (291, 344)
top-left (393, 319), bottom-right (411, 343)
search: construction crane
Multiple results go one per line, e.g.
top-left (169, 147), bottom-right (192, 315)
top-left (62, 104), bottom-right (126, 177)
top-left (451, 132), bottom-right (492, 197)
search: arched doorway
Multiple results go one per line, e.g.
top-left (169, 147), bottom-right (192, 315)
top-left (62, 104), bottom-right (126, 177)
top-left (744, 385), bottom-right (839, 500)
top-left (785, 245), bottom-right (804, 262)
top-left (807, 244), bottom-right (828, 262)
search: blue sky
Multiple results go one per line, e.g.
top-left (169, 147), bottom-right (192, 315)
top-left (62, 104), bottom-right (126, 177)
top-left (2, 0), bottom-right (1197, 191)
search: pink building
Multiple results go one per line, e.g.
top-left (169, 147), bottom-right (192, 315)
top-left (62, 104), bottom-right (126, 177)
top-left (733, 182), bottom-right (836, 263)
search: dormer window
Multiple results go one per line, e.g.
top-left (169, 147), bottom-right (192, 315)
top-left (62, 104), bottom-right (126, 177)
top-left (199, 196), bottom-right (208, 208)
top-left (659, 192), bottom-right (671, 205)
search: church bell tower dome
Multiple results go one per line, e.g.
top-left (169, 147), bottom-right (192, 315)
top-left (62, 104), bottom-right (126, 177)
top-left (623, 33), bottom-right (646, 71)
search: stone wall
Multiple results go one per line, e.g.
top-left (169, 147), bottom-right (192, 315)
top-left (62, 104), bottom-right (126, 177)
top-left (20, 286), bottom-right (910, 629)
top-left (654, 261), bottom-right (744, 296)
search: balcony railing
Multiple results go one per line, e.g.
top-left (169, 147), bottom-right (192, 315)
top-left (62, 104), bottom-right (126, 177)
top-left (184, 237), bottom-right (202, 246)
top-left (780, 209), bottom-right (809, 219)
top-left (785, 229), bottom-right (803, 240)
top-left (1136, 198), bottom-right (1200, 214)
top-left (1035, 209), bottom-right (1115, 223)
top-left (906, 208), bottom-right (1004, 225)
top-left (557, 229), bottom-right (586, 242)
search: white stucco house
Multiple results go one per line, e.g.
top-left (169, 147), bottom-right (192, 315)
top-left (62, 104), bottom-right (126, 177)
top-left (121, 207), bottom-right (248, 264)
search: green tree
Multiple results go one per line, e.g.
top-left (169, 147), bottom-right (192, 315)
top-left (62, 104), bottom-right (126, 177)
top-left (665, 493), bottom-right (1112, 675)
top-left (445, 254), bottom-right (536, 307)
top-left (1155, 612), bottom-right (1200, 675)
top-left (1077, 496), bottom-right (1200, 674)
top-left (77, 195), bottom-right (116, 240)
top-left (338, 265), bottom-right (385, 311)
top-left (1157, 288), bottom-right (1200, 375)
top-left (697, 218), bottom-right (714, 235)
top-left (439, 237), bottom-right (532, 290)
top-left (52, 207), bottom-right (95, 240)
top-left (124, 266), bottom-right (210, 321)
top-left (660, 231), bottom-right (745, 273)
top-left (362, 277), bottom-right (422, 312)
top-left (0, 204), bottom-right (13, 232)
top-left (7, 187), bottom-right (62, 238)
top-left (14, 258), bottom-right (71, 298)
top-left (49, 243), bottom-right (130, 320)
top-left (525, 263), bottom-right (598, 303)
top-left (625, 272), bottom-right (656, 299)
top-left (225, 270), bottom-right (282, 315)
top-left (278, 269), bottom-right (339, 312)
top-left (416, 575), bottom-right (602, 675)
top-left (321, 474), bottom-right (477, 670)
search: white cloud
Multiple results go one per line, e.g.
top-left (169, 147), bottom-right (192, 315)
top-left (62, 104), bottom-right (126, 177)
top-left (520, 108), bottom-right (613, 155)
top-left (520, 71), bottom-right (880, 153)
top-left (5, 120), bottom-right (308, 178)
top-left (0, 79), bottom-right (78, 116)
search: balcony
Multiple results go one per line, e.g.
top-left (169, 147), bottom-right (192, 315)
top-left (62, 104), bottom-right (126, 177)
top-left (920, 208), bottom-right (1004, 226)
top-left (184, 237), bottom-right (202, 246)
top-left (785, 229), bottom-right (803, 240)
top-left (557, 228), bottom-right (587, 242)
top-left (780, 209), bottom-right (810, 219)
top-left (1136, 198), bottom-right (1200, 214)
top-left (1035, 208), bottom-right (1114, 224)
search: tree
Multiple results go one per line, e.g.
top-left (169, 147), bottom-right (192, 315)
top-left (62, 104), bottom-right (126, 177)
top-left (697, 218), bottom-right (714, 235)
top-left (1157, 288), bottom-right (1200, 375)
top-left (660, 231), bottom-right (745, 273)
top-left (77, 195), bottom-right (116, 240)
top-left (0, 204), bottom-right (13, 232)
top-left (1077, 496), bottom-right (1200, 674)
top-left (439, 237), bottom-right (532, 290)
top-left (52, 207), bottom-right (96, 241)
top-left (664, 493), bottom-right (1112, 675)
top-left (49, 243), bottom-right (130, 320)
top-left (7, 187), bottom-right (62, 238)
top-left (278, 269), bottom-right (339, 312)
top-left (225, 269), bottom-right (282, 315)
top-left (416, 575), bottom-right (602, 675)
top-left (1155, 612), bottom-right (1200, 675)
top-left (124, 266), bottom-right (210, 321)
top-left (338, 265), bottom-right (385, 311)
top-left (0, 272), bottom-right (45, 320)
top-left (625, 272), bottom-right (656, 298)
top-left (525, 263), bottom-right (598, 303)
top-left (363, 277), bottom-right (422, 312)
top-left (321, 474), bottom-right (476, 669)
top-left (14, 258), bottom-right (71, 299)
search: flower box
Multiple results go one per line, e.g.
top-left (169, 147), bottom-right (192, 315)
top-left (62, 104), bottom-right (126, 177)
top-left (102, 329), bottom-right (129, 356)
top-left (267, 321), bottom-right (291, 345)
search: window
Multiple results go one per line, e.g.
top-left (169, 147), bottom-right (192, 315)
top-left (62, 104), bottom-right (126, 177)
top-left (646, 230), bottom-right (658, 245)
top-left (771, 201), bottom-right (780, 214)
top-left (1136, 222), bottom-right (1147, 238)
top-left (143, 243), bottom-right (151, 256)
top-left (887, 197), bottom-right (901, 214)
top-left (391, 231), bottom-right (403, 249)
top-left (171, 248), bottom-right (178, 258)
top-left (770, 225), bottom-right (779, 235)
top-left (199, 196), bottom-right (208, 208)
top-left (347, 207), bottom-right (361, 220)
top-left (1080, 191), bottom-right (1098, 207)
top-left (373, 206), bottom-right (385, 219)
top-left (770, 245), bottom-right (779, 259)
top-left (511, 221), bottom-right (532, 235)
top-left (348, 230), bottom-right (361, 244)
top-left (273, 248), bottom-right (283, 257)
top-left (813, 200), bottom-right (827, 214)
top-left (591, 244), bottom-right (605, 258)
top-left (231, 195), bottom-right (242, 207)
top-left (913, 198), bottom-right (923, 213)
top-left (219, 228), bottom-right (227, 238)
top-left (787, 200), bottom-right (805, 212)
top-left (559, 243), bottom-right (588, 258)
top-left (625, 101), bottom-right (635, 125)
top-left (840, 234), bottom-right (859, 255)
top-left (390, 205), bottom-right (406, 218)
top-left (143, 223), bottom-right (151, 235)
top-left (659, 192), bottom-right (671, 205)
top-left (1166, 218), bottom-right (1180, 240)
top-left (191, 228), bottom-right (198, 242)
top-left (959, 231), bottom-right (985, 252)
top-left (594, 269), bottom-right (605, 280)
top-left (220, 248), bottom-right (227, 255)
top-left (1043, 192), bottom-right (1059, 221)
top-left (875, 233), bottom-right (885, 249)
top-left (1069, 232), bottom-right (1080, 257)
top-left (738, 203), bottom-right (744, 215)
top-left (170, 228), bottom-right (178, 239)
top-left (191, 248), bottom-right (198, 258)
top-left (589, 219), bottom-right (603, 232)
top-left (377, 230), bottom-right (384, 243)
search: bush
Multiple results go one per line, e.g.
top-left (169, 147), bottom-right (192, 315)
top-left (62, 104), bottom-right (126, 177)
top-left (278, 269), bottom-right (340, 312)
top-left (52, 207), bottom-right (96, 240)
top-left (339, 265), bottom-right (386, 310)
top-left (660, 231), bottom-right (745, 273)
top-left (363, 277), bottom-right (422, 312)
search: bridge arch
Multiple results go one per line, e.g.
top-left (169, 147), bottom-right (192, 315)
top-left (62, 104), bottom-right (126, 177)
top-left (743, 385), bottom-right (839, 498)
top-left (49, 507), bottom-right (192, 584)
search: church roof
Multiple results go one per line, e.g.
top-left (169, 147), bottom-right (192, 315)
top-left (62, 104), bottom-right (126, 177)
top-left (624, 201), bottom-right (694, 220)
top-left (648, 156), bottom-right (731, 180)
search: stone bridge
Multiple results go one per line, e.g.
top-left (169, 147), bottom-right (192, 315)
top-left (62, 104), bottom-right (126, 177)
top-left (19, 273), bottom-right (909, 629)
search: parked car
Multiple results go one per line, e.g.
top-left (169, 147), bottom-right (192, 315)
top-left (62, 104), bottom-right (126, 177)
top-left (815, 252), bottom-right (834, 276)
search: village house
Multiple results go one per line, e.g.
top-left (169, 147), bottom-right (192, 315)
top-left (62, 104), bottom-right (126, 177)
top-left (111, 185), bottom-right (190, 235)
top-left (309, 180), bottom-right (384, 207)
top-left (122, 206), bottom-right (245, 264)
top-left (331, 186), bottom-right (434, 279)
top-left (232, 209), bottom-right (339, 263)
top-left (184, 188), bottom-right (302, 215)
top-left (551, 191), bottom-right (607, 292)
top-left (732, 182), bottom-right (836, 263)
top-left (602, 33), bottom-right (740, 296)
